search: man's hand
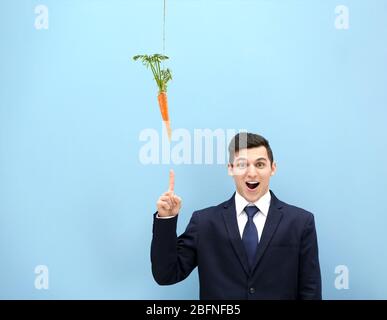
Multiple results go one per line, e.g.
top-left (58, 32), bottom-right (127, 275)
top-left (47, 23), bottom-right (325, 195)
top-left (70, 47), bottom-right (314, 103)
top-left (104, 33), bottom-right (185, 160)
top-left (156, 169), bottom-right (182, 217)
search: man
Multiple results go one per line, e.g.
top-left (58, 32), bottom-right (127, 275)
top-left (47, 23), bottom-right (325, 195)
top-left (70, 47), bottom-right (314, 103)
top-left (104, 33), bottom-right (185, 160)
top-left (151, 132), bottom-right (321, 299)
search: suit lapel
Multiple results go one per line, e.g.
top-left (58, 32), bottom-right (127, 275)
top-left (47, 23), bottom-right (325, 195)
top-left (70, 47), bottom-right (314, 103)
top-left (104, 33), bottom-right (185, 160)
top-left (250, 191), bottom-right (283, 273)
top-left (221, 194), bottom-right (250, 276)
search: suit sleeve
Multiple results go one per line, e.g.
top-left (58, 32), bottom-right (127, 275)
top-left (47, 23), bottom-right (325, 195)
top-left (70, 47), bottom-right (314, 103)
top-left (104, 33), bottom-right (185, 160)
top-left (298, 213), bottom-right (322, 299)
top-left (151, 212), bottom-right (198, 285)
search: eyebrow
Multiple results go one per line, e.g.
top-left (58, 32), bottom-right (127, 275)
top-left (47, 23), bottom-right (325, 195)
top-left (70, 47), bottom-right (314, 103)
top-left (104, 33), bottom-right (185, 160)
top-left (235, 157), bottom-right (268, 162)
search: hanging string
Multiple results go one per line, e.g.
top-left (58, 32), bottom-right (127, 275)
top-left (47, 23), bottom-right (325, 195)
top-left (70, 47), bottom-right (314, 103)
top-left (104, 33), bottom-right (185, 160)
top-left (162, 0), bottom-right (166, 56)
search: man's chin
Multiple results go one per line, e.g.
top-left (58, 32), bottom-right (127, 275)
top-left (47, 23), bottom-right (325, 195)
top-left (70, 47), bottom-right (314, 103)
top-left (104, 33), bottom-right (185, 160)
top-left (243, 192), bottom-right (260, 203)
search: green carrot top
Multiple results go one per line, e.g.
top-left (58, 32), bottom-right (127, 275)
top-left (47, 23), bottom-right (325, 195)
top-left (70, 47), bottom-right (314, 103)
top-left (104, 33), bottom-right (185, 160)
top-left (133, 54), bottom-right (172, 93)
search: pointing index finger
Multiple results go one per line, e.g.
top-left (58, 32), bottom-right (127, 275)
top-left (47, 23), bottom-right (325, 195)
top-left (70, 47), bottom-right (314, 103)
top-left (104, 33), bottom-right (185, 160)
top-left (168, 169), bottom-right (175, 193)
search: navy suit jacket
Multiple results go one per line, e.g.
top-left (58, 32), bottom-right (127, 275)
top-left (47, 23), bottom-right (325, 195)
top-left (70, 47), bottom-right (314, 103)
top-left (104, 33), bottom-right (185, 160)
top-left (151, 191), bottom-right (322, 300)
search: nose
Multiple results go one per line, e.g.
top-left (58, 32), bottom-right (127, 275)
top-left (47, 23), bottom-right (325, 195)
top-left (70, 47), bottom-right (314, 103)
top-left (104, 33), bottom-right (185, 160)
top-left (246, 164), bottom-right (258, 178)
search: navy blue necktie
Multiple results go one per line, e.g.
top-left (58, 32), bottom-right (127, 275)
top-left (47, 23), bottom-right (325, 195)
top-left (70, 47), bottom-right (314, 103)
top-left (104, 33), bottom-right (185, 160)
top-left (242, 205), bottom-right (259, 268)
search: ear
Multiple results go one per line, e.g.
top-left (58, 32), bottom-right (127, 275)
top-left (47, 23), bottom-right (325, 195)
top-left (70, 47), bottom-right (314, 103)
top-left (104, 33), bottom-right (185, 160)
top-left (227, 163), bottom-right (234, 176)
top-left (270, 161), bottom-right (277, 176)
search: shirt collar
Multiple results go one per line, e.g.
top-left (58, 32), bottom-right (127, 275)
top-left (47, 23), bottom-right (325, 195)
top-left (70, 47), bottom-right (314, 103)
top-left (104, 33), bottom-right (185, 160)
top-left (235, 189), bottom-right (271, 217)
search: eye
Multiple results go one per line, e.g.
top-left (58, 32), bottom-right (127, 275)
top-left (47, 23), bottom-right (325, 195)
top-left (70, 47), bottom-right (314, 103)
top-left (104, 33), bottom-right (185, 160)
top-left (236, 162), bottom-right (247, 169)
top-left (256, 162), bottom-right (265, 168)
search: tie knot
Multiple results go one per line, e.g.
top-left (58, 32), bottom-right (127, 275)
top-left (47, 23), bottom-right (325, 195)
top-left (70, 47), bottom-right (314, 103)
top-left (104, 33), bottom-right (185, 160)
top-left (245, 205), bottom-right (259, 219)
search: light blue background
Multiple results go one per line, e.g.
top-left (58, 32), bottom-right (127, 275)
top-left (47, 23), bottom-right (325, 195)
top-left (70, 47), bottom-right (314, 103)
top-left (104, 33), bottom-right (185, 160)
top-left (1, 0), bottom-right (387, 299)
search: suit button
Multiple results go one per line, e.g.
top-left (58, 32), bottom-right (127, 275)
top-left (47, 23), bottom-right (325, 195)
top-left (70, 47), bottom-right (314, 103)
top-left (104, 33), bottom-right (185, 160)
top-left (249, 287), bottom-right (255, 294)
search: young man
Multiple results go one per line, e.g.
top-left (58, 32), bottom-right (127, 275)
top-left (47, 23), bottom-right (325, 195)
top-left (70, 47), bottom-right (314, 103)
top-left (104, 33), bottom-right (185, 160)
top-left (151, 133), bottom-right (322, 299)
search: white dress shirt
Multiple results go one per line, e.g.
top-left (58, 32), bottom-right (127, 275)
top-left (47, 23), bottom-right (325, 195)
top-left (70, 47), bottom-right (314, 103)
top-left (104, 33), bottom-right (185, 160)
top-left (234, 189), bottom-right (271, 242)
top-left (157, 190), bottom-right (272, 240)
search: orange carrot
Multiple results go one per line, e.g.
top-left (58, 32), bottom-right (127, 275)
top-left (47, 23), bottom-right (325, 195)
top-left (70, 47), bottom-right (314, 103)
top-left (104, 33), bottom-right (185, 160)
top-left (133, 54), bottom-right (173, 141)
top-left (158, 91), bottom-right (171, 140)
top-left (157, 91), bottom-right (169, 121)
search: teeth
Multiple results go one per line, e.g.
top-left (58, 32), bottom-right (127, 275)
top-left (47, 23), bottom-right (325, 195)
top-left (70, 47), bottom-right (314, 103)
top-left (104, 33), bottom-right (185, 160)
top-left (247, 181), bottom-right (258, 184)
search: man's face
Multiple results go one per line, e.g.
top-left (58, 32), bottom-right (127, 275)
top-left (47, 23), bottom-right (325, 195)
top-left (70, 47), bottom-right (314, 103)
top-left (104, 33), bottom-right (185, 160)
top-left (228, 146), bottom-right (276, 203)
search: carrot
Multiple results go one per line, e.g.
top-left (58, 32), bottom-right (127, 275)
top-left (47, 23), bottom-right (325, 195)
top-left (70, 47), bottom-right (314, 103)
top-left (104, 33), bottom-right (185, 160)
top-left (157, 91), bottom-right (171, 140)
top-left (157, 91), bottom-right (169, 121)
top-left (133, 54), bottom-right (173, 141)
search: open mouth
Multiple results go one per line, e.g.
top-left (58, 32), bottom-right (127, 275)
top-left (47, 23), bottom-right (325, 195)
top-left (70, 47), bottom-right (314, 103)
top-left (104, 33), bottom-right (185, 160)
top-left (245, 182), bottom-right (259, 190)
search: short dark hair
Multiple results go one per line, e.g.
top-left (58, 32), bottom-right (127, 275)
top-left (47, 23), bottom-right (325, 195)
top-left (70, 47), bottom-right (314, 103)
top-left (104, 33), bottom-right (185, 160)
top-left (228, 132), bottom-right (274, 164)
